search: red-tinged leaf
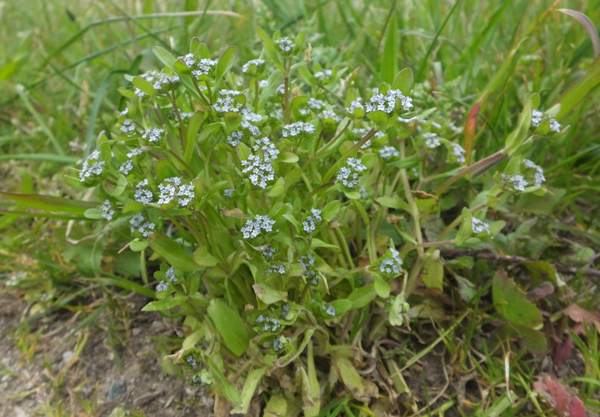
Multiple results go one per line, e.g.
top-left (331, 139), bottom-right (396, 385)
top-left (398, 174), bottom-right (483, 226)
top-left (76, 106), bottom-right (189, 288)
top-left (564, 304), bottom-right (600, 334)
top-left (534, 374), bottom-right (588, 417)
top-left (463, 101), bottom-right (480, 163)
top-left (552, 336), bottom-right (574, 368)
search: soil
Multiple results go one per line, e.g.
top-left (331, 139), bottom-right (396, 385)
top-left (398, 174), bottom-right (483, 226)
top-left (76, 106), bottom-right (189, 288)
top-left (0, 289), bottom-right (213, 417)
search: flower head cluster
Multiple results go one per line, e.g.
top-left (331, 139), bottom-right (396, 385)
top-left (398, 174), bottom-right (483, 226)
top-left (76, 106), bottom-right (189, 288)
top-left (424, 133), bottom-right (441, 149)
top-left (523, 159), bottom-right (545, 186)
top-left (379, 247), bottom-right (403, 275)
top-left (268, 263), bottom-right (286, 275)
top-left (241, 109), bottom-right (263, 136)
top-left (471, 217), bottom-right (490, 234)
top-left (178, 54), bottom-right (216, 79)
top-left (314, 69), bottom-right (332, 81)
top-left (120, 119), bottom-right (136, 135)
top-left (336, 157), bottom-right (367, 188)
top-left (142, 127), bottom-right (164, 143)
top-left (157, 177), bottom-right (195, 207)
top-left (347, 98), bottom-right (364, 115)
top-left (227, 130), bottom-right (243, 147)
top-left (302, 209), bottom-right (322, 233)
top-left (213, 89), bottom-right (241, 113)
top-left (531, 109), bottom-right (561, 132)
top-left (260, 245), bottom-right (277, 260)
top-left (366, 89), bottom-right (412, 114)
top-left (140, 70), bottom-right (179, 91)
top-left (451, 143), bottom-right (465, 163)
top-left (256, 315), bottom-right (281, 332)
top-left (241, 215), bottom-right (275, 239)
top-left (242, 58), bottom-right (265, 74)
top-left (134, 179), bottom-right (154, 205)
top-left (282, 122), bottom-right (315, 138)
top-left (502, 174), bottom-right (528, 192)
top-left (100, 200), bottom-right (115, 221)
top-left (79, 150), bottom-right (105, 182)
top-left (242, 137), bottom-right (279, 189)
top-left (307, 98), bottom-right (325, 110)
top-left (277, 37), bottom-right (293, 53)
top-left (129, 213), bottom-right (155, 238)
top-left (379, 146), bottom-right (399, 160)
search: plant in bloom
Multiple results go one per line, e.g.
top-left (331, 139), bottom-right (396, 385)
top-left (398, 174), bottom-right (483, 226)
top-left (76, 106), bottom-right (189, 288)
top-left (73, 35), bottom-right (557, 415)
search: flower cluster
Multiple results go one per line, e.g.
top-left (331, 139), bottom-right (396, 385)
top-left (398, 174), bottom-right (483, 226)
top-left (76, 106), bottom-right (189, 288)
top-left (241, 215), bottom-right (275, 239)
top-left (213, 89), bottom-right (242, 113)
top-left (142, 127), bottom-right (164, 143)
top-left (79, 150), bottom-right (105, 182)
top-left (531, 109), bottom-right (561, 132)
top-left (129, 213), bottom-right (155, 238)
top-left (379, 146), bottom-right (399, 160)
top-left (302, 209), bottom-right (323, 233)
top-left (379, 247), bottom-right (403, 275)
top-left (100, 200), bottom-right (115, 221)
top-left (256, 314), bottom-right (282, 332)
top-left (365, 89), bottom-right (413, 114)
top-left (336, 157), bottom-right (367, 188)
top-left (281, 122), bottom-right (315, 138)
top-left (471, 217), bottom-right (490, 234)
top-left (523, 159), bottom-right (545, 186)
top-left (241, 137), bottom-right (279, 189)
top-left (134, 179), bottom-right (154, 205)
top-left (157, 177), bottom-right (195, 207)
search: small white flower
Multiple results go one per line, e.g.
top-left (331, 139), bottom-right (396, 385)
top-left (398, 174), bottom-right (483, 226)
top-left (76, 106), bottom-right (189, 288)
top-left (302, 209), bottom-right (322, 233)
top-left (119, 160), bottom-right (133, 175)
top-left (336, 158), bottom-right (367, 189)
top-left (134, 179), bottom-right (153, 205)
top-left (227, 130), bottom-right (243, 147)
top-left (166, 266), bottom-right (177, 283)
top-left (127, 148), bottom-right (143, 158)
top-left (503, 174), bottom-right (528, 192)
top-left (379, 247), bottom-right (403, 275)
top-left (223, 188), bottom-right (234, 198)
top-left (120, 119), bottom-right (136, 134)
top-left (213, 90), bottom-right (241, 113)
top-left (129, 213), bottom-right (156, 237)
top-left (258, 79), bottom-right (268, 88)
top-left (379, 146), bottom-right (399, 160)
top-left (157, 177), bottom-right (195, 207)
top-left (277, 37), bottom-right (294, 53)
top-left (451, 143), bottom-right (465, 163)
top-left (365, 89), bottom-right (412, 114)
top-left (346, 98), bottom-right (364, 114)
top-left (268, 263), bottom-right (286, 275)
top-left (142, 127), bottom-right (164, 143)
top-left (325, 304), bottom-right (336, 317)
top-left (100, 200), bottom-right (115, 221)
top-left (241, 215), bottom-right (275, 239)
top-left (260, 245), bottom-right (277, 260)
top-left (319, 110), bottom-right (339, 121)
top-left (179, 53), bottom-right (196, 68)
top-left (156, 281), bottom-right (169, 292)
top-left (424, 133), bottom-right (441, 149)
top-left (282, 122), bottom-right (315, 138)
top-left (523, 159), bottom-right (545, 186)
top-left (191, 58), bottom-right (216, 79)
top-left (242, 58), bottom-right (265, 73)
top-left (79, 150), bottom-right (105, 182)
top-left (549, 118), bottom-right (561, 133)
top-left (308, 98), bottom-right (325, 110)
top-left (241, 154), bottom-right (275, 189)
top-left (531, 109), bottom-right (543, 127)
top-left (471, 217), bottom-right (490, 234)
top-left (314, 69), bottom-right (332, 81)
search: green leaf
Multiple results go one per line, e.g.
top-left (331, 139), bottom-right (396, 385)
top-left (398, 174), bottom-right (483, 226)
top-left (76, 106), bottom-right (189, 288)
top-left (381, 13), bottom-right (397, 84)
top-left (330, 299), bottom-right (353, 315)
top-left (393, 67), bottom-right (414, 92)
top-left (142, 297), bottom-right (185, 312)
top-left (333, 356), bottom-right (367, 401)
top-left (267, 177), bottom-right (285, 197)
top-left (150, 234), bottom-right (197, 272)
top-left (322, 200), bottom-right (342, 222)
top-left (216, 47), bottom-right (237, 81)
top-left (374, 276), bottom-right (390, 298)
top-left (310, 238), bottom-right (340, 252)
top-left (193, 246), bottom-right (220, 267)
top-left (152, 46), bottom-right (177, 69)
top-left (263, 394), bottom-right (288, 417)
top-left (231, 368), bottom-right (266, 414)
top-left (492, 272), bottom-right (542, 329)
top-left (300, 342), bottom-right (320, 417)
top-left (376, 195), bottom-right (409, 212)
top-left (347, 285), bottom-right (376, 309)
top-left (253, 283), bottom-right (287, 305)
top-left (0, 191), bottom-right (95, 215)
top-left (421, 251), bottom-right (444, 291)
top-left (206, 355), bottom-right (241, 406)
top-left (207, 299), bottom-right (250, 357)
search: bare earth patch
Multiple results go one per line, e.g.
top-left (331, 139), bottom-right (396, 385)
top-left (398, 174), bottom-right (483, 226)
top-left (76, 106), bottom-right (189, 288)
top-left (0, 289), bottom-right (213, 417)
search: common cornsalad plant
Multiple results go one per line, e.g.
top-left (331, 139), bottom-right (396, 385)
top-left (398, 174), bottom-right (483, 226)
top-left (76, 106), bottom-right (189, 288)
top-left (76, 31), bottom-right (566, 414)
